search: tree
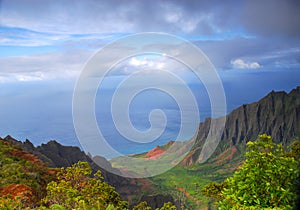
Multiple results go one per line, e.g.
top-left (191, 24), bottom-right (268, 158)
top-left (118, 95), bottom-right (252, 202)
top-left (218, 134), bottom-right (299, 209)
top-left (157, 202), bottom-right (177, 210)
top-left (42, 161), bottom-right (128, 210)
top-left (132, 201), bottom-right (152, 210)
top-left (132, 201), bottom-right (177, 210)
top-left (0, 195), bottom-right (25, 210)
top-left (201, 181), bottom-right (227, 200)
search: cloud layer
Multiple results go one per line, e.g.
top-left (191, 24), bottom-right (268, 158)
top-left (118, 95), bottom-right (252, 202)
top-left (0, 0), bottom-right (300, 82)
top-left (1, 0), bottom-right (300, 38)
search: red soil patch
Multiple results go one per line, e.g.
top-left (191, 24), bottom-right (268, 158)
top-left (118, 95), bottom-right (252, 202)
top-left (143, 141), bottom-right (175, 160)
top-left (176, 187), bottom-right (201, 206)
top-left (145, 146), bottom-right (166, 160)
top-left (0, 184), bottom-right (34, 204)
top-left (47, 168), bottom-right (59, 177)
top-left (177, 187), bottom-right (190, 197)
top-left (10, 149), bottom-right (44, 165)
top-left (213, 146), bottom-right (237, 165)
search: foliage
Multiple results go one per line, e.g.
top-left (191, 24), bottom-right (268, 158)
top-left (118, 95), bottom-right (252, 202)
top-left (201, 181), bottom-right (227, 200)
top-left (0, 194), bottom-right (27, 210)
top-left (286, 141), bottom-right (300, 160)
top-left (0, 141), bottom-right (179, 210)
top-left (2, 134), bottom-right (298, 209)
top-left (42, 161), bottom-right (128, 210)
top-left (157, 202), bottom-right (177, 210)
top-left (0, 140), bottom-right (55, 206)
top-left (132, 201), bottom-right (177, 210)
top-left (217, 134), bottom-right (299, 209)
top-left (149, 165), bottom-right (212, 209)
top-left (132, 201), bottom-right (152, 210)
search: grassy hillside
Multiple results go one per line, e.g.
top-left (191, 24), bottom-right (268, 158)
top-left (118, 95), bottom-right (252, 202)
top-left (111, 144), bottom-right (244, 209)
top-left (111, 136), bottom-right (299, 209)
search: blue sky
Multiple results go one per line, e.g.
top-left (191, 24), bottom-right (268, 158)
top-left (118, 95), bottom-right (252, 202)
top-left (0, 0), bottom-right (300, 155)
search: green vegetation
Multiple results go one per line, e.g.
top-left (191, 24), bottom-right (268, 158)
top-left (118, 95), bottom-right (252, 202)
top-left (39, 162), bottom-right (176, 209)
top-left (132, 201), bottom-right (176, 210)
top-left (1, 134), bottom-right (299, 209)
top-left (42, 161), bottom-right (128, 209)
top-left (0, 139), bottom-right (177, 210)
top-left (201, 181), bottom-right (227, 200)
top-left (40, 162), bottom-right (176, 209)
top-left (144, 135), bottom-right (300, 209)
top-left (147, 146), bottom-right (244, 209)
top-left (149, 166), bottom-right (211, 209)
top-left (0, 139), bottom-right (55, 206)
top-left (203, 134), bottom-right (299, 209)
top-left (0, 195), bottom-right (25, 210)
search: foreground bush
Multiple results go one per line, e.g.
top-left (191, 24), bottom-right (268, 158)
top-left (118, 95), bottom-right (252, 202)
top-left (217, 134), bottom-right (299, 209)
top-left (42, 161), bottom-right (128, 209)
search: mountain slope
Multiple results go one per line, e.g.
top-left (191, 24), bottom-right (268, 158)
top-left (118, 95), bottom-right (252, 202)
top-left (182, 86), bottom-right (300, 166)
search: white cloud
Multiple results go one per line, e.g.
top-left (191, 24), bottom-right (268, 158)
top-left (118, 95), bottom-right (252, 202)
top-left (15, 73), bottom-right (44, 82)
top-left (128, 57), bottom-right (165, 69)
top-left (103, 53), bottom-right (194, 78)
top-left (231, 58), bottom-right (261, 69)
top-left (129, 57), bottom-right (149, 67)
top-left (0, 49), bottom-right (92, 82)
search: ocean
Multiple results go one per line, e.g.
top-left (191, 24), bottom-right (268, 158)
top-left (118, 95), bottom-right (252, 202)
top-left (0, 68), bottom-right (299, 159)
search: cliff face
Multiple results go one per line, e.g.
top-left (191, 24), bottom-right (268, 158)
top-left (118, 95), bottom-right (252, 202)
top-left (182, 86), bottom-right (300, 166)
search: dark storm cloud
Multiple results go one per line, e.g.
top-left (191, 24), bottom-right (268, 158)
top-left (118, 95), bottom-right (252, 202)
top-left (239, 0), bottom-right (300, 39)
top-left (132, 0), bottom-right (300, 39)
top-left (1, 0), bottom-right (299, 39)
top-left (1, 0), bottom-right (300, 75)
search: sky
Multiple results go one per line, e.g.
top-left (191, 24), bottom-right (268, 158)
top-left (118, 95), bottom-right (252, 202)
top-left (1, 0), bottom-right (300, 80)
top-left (0, 0), bottom-right (300, 156)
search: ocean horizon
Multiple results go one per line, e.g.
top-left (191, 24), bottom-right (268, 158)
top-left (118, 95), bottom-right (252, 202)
top-left (1, 69), bottom-right (299, 159)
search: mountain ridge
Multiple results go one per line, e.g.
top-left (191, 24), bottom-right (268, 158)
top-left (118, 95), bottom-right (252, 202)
top-left (2, 135), bottom-right (180, 208)
top-left (181, 86), bottom-right (300, 166)
top-left (112, 87), bottom-right (299, 168)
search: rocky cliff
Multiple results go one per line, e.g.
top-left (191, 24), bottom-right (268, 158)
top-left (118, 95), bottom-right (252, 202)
top-left (182, 86), bottom-right (300, 166)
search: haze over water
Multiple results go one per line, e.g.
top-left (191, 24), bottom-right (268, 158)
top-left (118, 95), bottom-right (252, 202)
top-left (0, 69), bottom-right (299, 158)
